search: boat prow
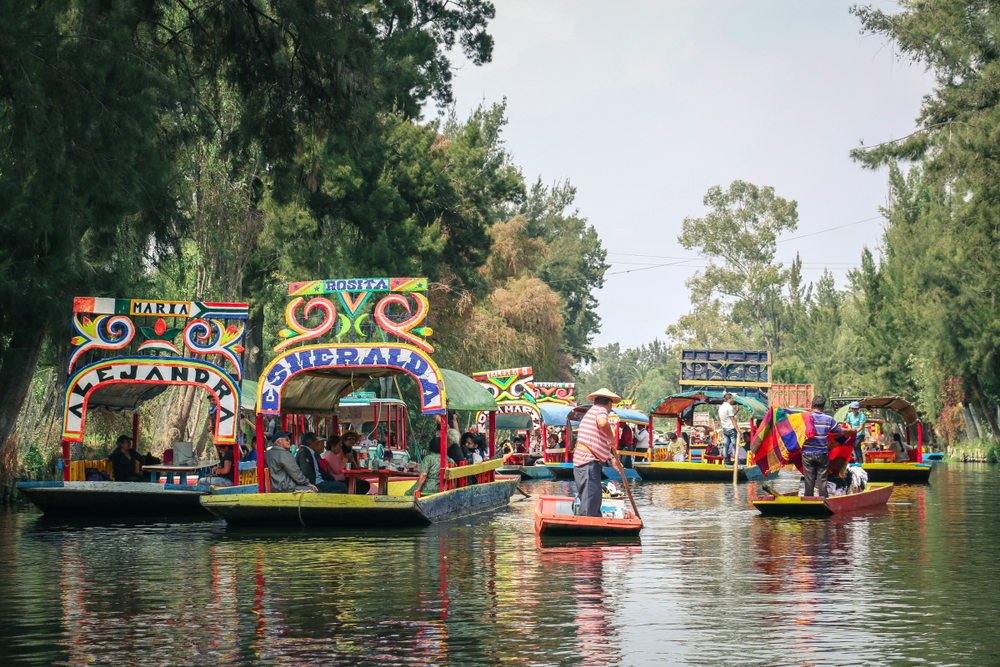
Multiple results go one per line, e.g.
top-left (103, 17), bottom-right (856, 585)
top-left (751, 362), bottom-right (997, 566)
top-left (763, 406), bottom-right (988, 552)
top-left (534, 495), bottom-right (642, 536)
top-left (752, 482), bottom-right (894, 517)
top-left (16, 481), bottom-right (213, 518)
top-left (200, 476), bottom-right (520, 528)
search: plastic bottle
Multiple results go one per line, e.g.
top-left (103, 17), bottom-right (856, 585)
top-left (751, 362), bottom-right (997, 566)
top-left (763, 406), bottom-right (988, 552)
top-left (572, 495), bottom-right (581, 516)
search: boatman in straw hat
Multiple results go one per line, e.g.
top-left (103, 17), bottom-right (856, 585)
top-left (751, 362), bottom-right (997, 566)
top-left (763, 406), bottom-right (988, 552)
top-left (573, 388), bottom-right (626, 517)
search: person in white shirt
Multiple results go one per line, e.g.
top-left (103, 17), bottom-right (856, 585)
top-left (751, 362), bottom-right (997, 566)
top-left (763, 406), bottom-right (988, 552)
top-left (634, 424), bottom-right (651, 463)
top-left (718, 394), bottom-right (740, 464)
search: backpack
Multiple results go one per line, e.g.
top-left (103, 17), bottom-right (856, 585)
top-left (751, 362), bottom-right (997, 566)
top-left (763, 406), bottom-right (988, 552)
top-left (86, 468), bottom-right (111, 482)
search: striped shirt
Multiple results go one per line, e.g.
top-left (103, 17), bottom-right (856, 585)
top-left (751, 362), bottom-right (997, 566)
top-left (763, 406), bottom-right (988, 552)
top-left (574, 404), bottom-right (613, 466)
top-left (803, 411), bottom-right (842, 455)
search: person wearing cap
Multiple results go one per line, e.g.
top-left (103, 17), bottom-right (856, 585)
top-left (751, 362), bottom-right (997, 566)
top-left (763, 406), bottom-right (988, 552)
top-left (107, 434), bottom-right (145, 482)
top-left (296, 432), bottom-right (348, 493)
top-left (718, 393), bottom-right (740, 465)
top-left (844, 402), bottom-right (867, 464)
top-left (802, 395), bottom-right (842, 498)
top-left (573, 388), bottom-right (626, 517)
top-left (265, 431), bottom-right (318, 493)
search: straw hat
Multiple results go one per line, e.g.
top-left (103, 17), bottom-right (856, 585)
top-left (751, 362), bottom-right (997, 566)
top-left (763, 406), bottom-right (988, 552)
top-left (586, 387), bottom-right (622, 403)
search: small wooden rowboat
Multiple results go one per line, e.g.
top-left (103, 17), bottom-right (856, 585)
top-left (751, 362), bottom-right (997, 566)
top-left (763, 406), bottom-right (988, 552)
top-left (534, 494), bottom-right (642, 536)
top-left (752, 482), bottom-right (894, 517)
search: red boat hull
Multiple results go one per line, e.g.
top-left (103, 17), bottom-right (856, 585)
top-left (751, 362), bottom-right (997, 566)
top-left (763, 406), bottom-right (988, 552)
top-left (534, 495), bottom-right (642, 536)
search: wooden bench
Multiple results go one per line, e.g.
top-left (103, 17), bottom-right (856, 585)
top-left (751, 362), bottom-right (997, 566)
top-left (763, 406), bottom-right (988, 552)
top-left (238, 465), bottom-right (270, 492)
top-left (442, 458), bottom-right (506, 490)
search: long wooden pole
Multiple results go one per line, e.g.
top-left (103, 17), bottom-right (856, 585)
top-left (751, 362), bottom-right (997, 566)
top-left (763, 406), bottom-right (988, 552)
top-left (612, 448), bottom-right (642, 524)
top-left (732, 407), bottom-right (739, 486)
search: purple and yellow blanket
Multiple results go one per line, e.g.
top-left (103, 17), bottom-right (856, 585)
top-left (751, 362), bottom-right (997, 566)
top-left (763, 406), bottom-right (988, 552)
top-left (750, 406), bottom-right (856, 477)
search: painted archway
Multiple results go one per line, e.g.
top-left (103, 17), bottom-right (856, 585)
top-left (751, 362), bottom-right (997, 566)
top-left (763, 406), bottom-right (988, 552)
top-left (62, 357), bottom-right (241, 444)
top-left (257, 343), bottom-right (446, 415)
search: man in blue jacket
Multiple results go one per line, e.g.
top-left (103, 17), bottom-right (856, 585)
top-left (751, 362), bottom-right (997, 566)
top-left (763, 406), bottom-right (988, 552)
top-left (803, 396), bottom-right (841, 498)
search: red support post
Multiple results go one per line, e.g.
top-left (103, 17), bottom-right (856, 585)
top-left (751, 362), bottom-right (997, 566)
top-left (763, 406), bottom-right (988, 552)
top-left (917, 423), bottom-right (923, 463)
top-left (565, 417), bottom-right (574, 463)
top-left (256, 414), bottom-right (266, 493)
top-left (62, 439), bottom-right (70, 482)
top-left (281, 414), bottom-right (288, 431)
top-left (488, 411), bottom-right (496, 459)
top-left (332, 415), bottom-right (339, 436)
top-left (439, 417), bottom-right (448, 492)
top-left (648, 415), bottom-right (655, 461)
top-left (132, 413), bottom-right (140, 451)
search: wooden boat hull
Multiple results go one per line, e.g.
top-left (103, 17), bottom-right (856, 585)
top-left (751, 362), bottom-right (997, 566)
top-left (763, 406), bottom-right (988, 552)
top-left (534, 495), bottom-right (642, 536)
top-left (862, 462), bottom-right (932, 484)
top-left (16, 481), bottom-right (213, 518)
top-left (544, 463), bottom-right (581, 480)
top-left (634, 462), bottom-right (767, 482)
top-left (199, 476), bottom-right (520, 528)
top-left (498, 464), bottom-right (555, 480)
top-left (753, 482), bottom-right (894, 517)
top-left (543, 463), bottom-right (639, 482)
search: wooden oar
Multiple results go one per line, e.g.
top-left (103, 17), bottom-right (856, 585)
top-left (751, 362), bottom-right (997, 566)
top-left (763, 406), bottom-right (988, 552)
top-left (611, 451), bottom-right (642, 524)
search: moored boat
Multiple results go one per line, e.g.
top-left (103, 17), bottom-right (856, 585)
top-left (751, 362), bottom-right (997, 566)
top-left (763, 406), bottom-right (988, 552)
top-left (634, 461), bottom-right (766, 482)
top-left (752, 482), bottom-right (894, 517)
top-left (534, 494), bottom-right (642, 536)
top-left (17, 292), bottom-right (250, 519)
top-left (832, 396), bottom-right (933, 484)
top-left (861, 462), bottom-right (932, 484)
top-left (202, 276), bottom-right (519, 528)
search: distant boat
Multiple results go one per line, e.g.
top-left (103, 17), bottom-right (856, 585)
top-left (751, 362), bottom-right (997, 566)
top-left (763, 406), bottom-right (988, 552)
top-left (534, 494), bottom-right (642, 536)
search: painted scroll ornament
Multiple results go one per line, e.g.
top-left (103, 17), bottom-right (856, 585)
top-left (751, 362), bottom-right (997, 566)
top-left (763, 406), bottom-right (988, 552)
top-left (68, 315), bottom-right (136, 373)
top-left (274, 297), bottom-right (336, 352)
top-left (183, 319), bottom-right (247, 379)
top-left (373, 293), bottom-right (433, 353)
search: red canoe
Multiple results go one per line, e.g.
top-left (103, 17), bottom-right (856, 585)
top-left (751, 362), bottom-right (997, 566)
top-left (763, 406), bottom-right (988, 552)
top-left (752, 482), bottom-right (894, 517)
top-left (534, 495), bottom-right (643, 536)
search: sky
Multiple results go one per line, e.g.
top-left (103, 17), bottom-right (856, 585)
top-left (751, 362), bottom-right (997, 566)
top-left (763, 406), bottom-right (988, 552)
top-left (429, 1), bottom-right (935, 353)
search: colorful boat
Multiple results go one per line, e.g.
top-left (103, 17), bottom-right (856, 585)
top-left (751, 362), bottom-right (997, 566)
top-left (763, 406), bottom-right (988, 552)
top-left (534, 494), bottom-right (642, 536)
top-left (832, 396), bottom-right (933, 484)
top-left (541, 404), bottom-right (650, 481)
top-left (199, 277), bottom-right (520, 528)
top-left (636, 391), bottom-right (771, 483)
top-left (752, 482), bottom-right (894, 517)
top-left (17, 293), bottom-right (251, 518)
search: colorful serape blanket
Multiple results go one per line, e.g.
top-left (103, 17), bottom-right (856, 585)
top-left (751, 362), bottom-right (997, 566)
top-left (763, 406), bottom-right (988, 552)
top-left (751, 406), bottom-right (857, 477)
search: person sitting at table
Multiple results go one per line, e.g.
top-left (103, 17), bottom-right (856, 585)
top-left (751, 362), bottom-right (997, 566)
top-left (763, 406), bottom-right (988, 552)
top-left (295, 432), bottom-right (348, 494)
top-left (405, 438), bottom-right (456, 497)
top-left (888, 432), bottom-right (914, 462)
top-left (377, 435), bottom-right (394, 462)
top-left (321, 435), bottom-right (344, 475)
top-left (197, 443), bottom-right (237, 487)
top-left (107, 434), bottom-right (145, 482)
top-left (337, 432), bottom-right (371, 494)
top-left (265, 430), bottom-right (317, 493)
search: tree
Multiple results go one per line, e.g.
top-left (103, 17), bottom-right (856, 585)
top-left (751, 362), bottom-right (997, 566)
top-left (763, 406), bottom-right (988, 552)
top-left (677, 180), bottom-right (799, 358)
top-left (518, 179), bottom-right (609, 362)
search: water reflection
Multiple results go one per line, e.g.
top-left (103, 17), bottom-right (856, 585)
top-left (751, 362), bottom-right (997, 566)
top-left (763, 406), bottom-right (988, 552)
top-left (3, 463), bottom-right (1000, 666)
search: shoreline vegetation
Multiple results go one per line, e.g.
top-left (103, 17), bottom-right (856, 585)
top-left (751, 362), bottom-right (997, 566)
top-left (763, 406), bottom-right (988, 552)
top-left (3, 3), bottom-right (1000, 485)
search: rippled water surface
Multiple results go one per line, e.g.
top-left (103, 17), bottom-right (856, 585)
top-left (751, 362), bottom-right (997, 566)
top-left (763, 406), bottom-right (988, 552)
top-left (2, 462), bottom-right (998, 666)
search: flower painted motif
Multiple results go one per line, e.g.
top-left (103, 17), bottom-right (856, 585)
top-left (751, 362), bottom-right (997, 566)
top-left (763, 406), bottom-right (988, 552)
top-left (138, 317), bottom-right (184, 354)
top-left (68, 315), bottom-right (136, 373)
top-left (183, 319), bottom-right (246, 379)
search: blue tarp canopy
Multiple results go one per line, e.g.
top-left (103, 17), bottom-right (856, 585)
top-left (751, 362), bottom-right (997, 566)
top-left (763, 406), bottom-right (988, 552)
top-left (568, 404), bottom-right (649, 425)
top-left (538, 404), bottom-right (575, 426)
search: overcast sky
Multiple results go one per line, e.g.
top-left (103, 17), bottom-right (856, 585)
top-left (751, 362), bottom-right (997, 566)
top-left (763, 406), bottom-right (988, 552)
top-left (430, 1), bottom-right (934, 355)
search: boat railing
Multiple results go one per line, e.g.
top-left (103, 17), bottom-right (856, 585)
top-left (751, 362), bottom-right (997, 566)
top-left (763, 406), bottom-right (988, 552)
top-left (67, 459), bottom-right (140, 482)
top-left (441, 458), bottom-right (507, 490)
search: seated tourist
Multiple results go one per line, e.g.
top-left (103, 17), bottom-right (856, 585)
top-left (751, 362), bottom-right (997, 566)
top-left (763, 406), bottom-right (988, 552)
top-left (295, 432), bottom-right (347, 493)
top-left (888, 433), bottom-right (914, 462)
top-left (406, 438), bottom-right (456, 497)
top-left (337, 433), bottom-right (371, 495)
top-left (265, 431), bottom-right (317, 493)
top-left (321, 435), bottom-right (344, 475)
top-left (107, 434), bottom-right (145, 482)
top-left (197, 443), bottom-right (237, 487)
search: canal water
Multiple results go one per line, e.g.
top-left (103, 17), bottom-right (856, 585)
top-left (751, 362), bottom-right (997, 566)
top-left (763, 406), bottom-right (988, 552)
top-left (1, 462), bottom-right (997, 666)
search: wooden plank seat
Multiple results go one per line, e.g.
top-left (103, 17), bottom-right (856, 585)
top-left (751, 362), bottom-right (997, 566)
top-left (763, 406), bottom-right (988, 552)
top-left (442, 458), bottom-right (507, 490)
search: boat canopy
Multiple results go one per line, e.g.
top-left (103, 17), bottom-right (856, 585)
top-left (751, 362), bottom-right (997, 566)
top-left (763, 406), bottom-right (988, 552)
top-left (494, 412), bottom-right (534, 430)
top-left (439, 368), bottom-right (498, 412)
top-left (568, 404), bottom-right (650, 425)
top-left (539, 404), bottom-right (575, 426)
top-left (649, 391), bottom-right (768, 422)
top-left (82, 383), bottom-right (170, 413)
top-left (832, 396), bottom-right (918, 425)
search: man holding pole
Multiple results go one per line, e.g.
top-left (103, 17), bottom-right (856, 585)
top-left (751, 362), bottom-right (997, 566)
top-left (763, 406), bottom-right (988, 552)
top-left (573, 388), bottom-right (626, 517)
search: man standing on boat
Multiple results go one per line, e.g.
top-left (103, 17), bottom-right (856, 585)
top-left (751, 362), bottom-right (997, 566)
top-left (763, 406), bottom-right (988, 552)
top-left (634, 424), bottom-right (650, 464)
top-left (719, 393), bottom-right (740, 465)
top-left (845, 402), bottom-right (867, 464)
top-left (802, 396), bottom-right (841, 498)
top-left (573, 388), bottom-right (625, 517)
